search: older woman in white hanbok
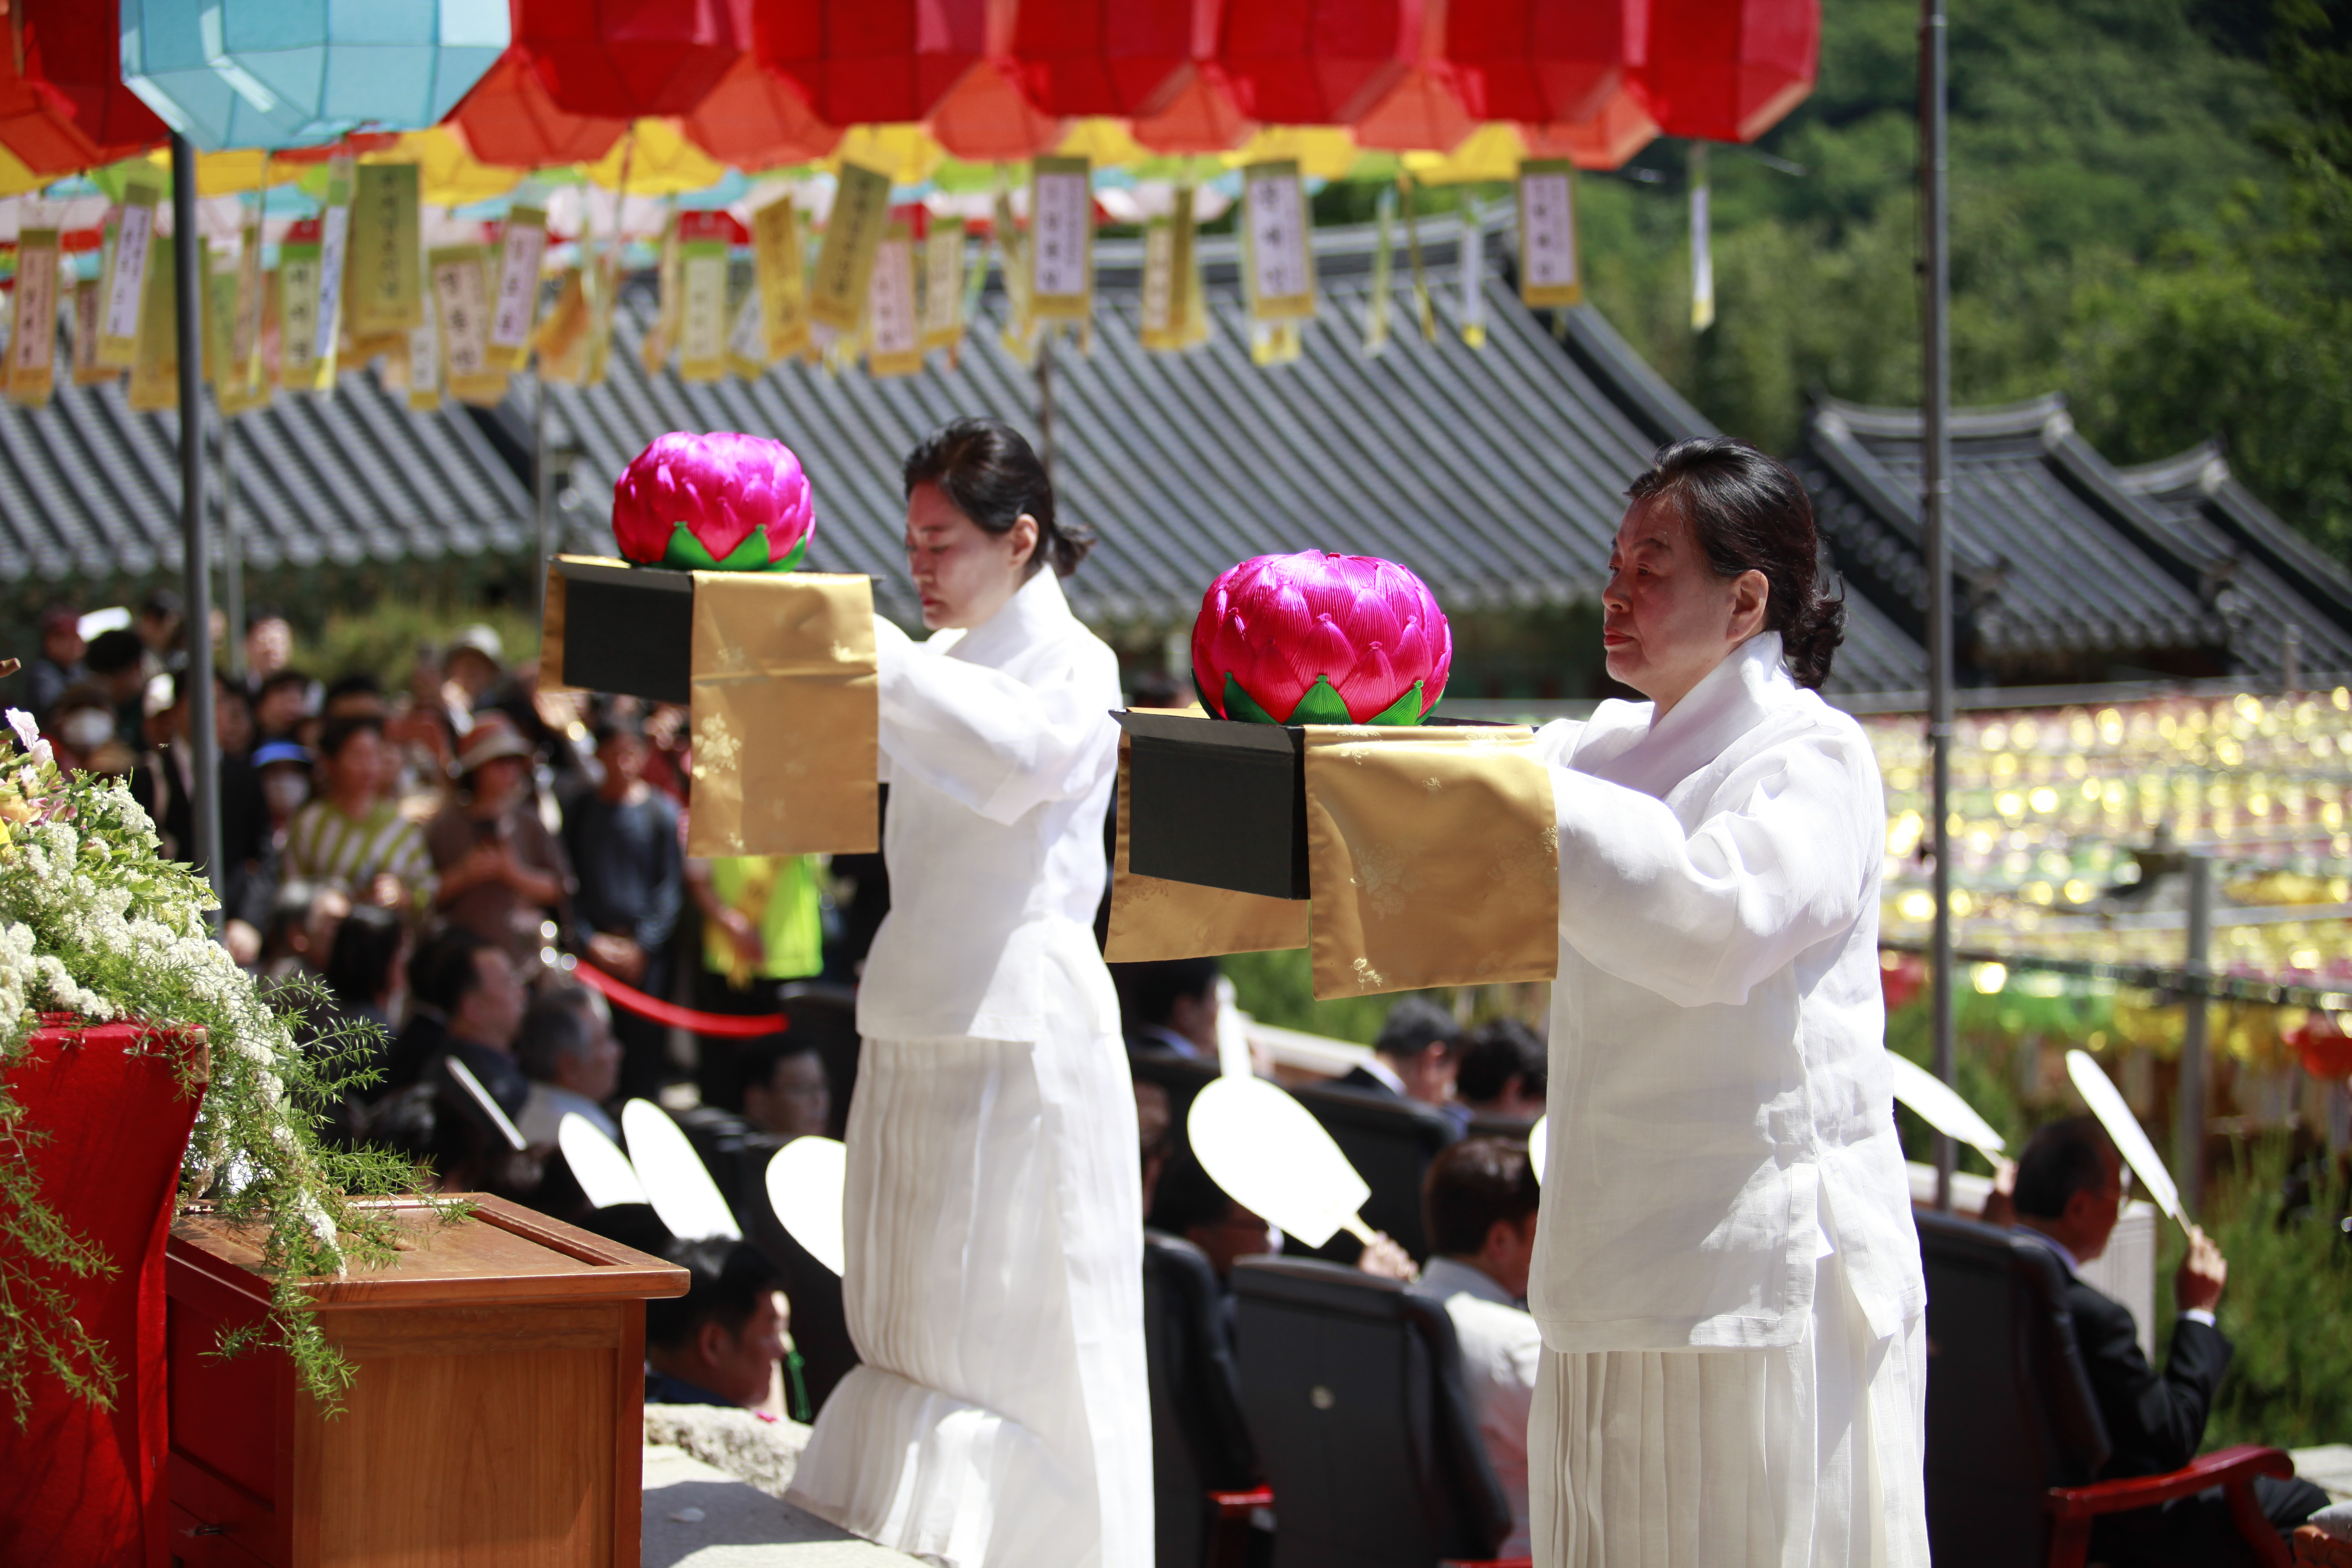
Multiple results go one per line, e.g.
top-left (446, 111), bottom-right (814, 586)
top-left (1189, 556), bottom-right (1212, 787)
top-left (1526, 438), bottom-right (1927, 1568)
top-left (784, 420), bottom-right (1148, 1568)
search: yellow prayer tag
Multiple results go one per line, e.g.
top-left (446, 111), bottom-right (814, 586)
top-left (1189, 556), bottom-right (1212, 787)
top-left (485, 206), bottom-right (547, 370)
top-left (345, 163), bottom-right (423, 336)
top-left (72, 278), bottom-right (113, 387)
top-left (752, 196), bottom-right (810, 361)
top-left (429, 245), bottom-right (507, 407)
top-left (676, 210), bottom-right (732, 384)
top-left (865, 221), bottom-right (922, 379)
top-left (921, 220), bottom-right (965, 354)
top-left (7, 229), bottom-right (59, 407)
top-left (96, 177), bottom-right (160, 369)
top-left (808, 162), bottom-right (892, 333)
top-left (126, 242), bottom-right (178, 413)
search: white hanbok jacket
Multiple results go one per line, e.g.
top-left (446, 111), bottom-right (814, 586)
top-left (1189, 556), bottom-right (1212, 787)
top-left (861, 566), bottom-right (1124, 1043)
top-left (1527, 632), bottom-right (1924, 1353)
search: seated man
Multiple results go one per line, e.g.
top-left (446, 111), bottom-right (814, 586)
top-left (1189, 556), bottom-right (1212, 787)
top-left (514, 987), bottom-right (622, 1145)
top-left (1115, 957), bottom-right (1221, 1061)
top-left (737, 1034), bottom-right (833, 1141)
top-left (1408, 1137), bottom-right (1543, 1559)
top-left (1455, 1018), bottom-right (1547, 1125)
top-left (645, 1240), bottom-right (794, 1413)
top-left (1343, 995), bottom-right (1465, 1127)
top-left (2011, 1117), bottom-right (2329, 1566)
top-left (386, 928), bottom-right (529, 1112)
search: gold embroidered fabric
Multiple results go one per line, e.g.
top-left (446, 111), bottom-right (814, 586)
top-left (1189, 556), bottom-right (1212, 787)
top-left (686, 572), bottom-right (879, 858)
top-left (1105, 735), bottom-right (1310, 962)
top-left (1302, 726), bottom-right (1559, 999)
top-left (537, 556), bottom-right (585, 690)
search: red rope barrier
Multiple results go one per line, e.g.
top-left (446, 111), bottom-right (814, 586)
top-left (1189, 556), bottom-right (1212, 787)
top-left (572, 962), bottom-right (788, 1037)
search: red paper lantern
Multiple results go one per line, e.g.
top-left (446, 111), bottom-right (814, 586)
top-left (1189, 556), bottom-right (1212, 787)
top-left (0, 58), bottom-right (99, 175)
top-left (755, 0), bottom-right (990, 127)
top-left (14, 0), bottom-right (171, 164)
top-left (1129, 69), bottom-right (1256, 155)
top-left (1522, 82), bottom-right (1657, 169)
top-left (451, 51), bottom-right (630, 169)
top-left (682, 55), bottom-right (841, 168)
top-left (1629, 0), bottom-right (1817, 144)
top-left (1445, 0), bottom-right (1636, 126)
top-left (1003, 0), bottom-right (1200, 119)
top-left (1352, 0), bottom-right (1473, 154)
top-left (1218, 0), bottom-right (1421, 126)
top-left (517, 0), bottom-right (752, 120)
top-left (927, 59), bottom-right (1065, 163)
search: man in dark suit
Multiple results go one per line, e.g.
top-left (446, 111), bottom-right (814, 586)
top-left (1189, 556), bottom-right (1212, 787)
top-left (1114, 957), bottom-right (1221, 1062)
top-left (2011, 1117), bottom-right (2329, 1566)
top-left (1341, 996), bottom-right (1468, 1127)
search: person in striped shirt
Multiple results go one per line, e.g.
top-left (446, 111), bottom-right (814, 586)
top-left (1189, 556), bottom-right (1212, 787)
top-left (284, 715), bottom-right (436, 918)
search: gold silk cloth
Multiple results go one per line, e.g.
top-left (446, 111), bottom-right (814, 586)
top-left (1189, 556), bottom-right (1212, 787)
top-left (543, 559), bottom-right (879, 858)
top-left (1106, 719), bottom-right (1558, 999)
top-left (1105, 733), bottom-right (1311, 963)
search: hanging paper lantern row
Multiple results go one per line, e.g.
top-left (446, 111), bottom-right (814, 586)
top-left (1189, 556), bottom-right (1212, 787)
top-left (450, 50), bottom-right (629, 169)
top-left (1003, 0), bottom-right (1202, 119)
top-left (1127, 70), bottom-right (1256, 154)
top-left (926, 61), bottom-right (1067, 164)
top-left (1217, 0), bottom-right (1421, 126)
top-left (118, 0), bottom-right (509, 152)
top-left (681, 54), bottom-right (842, 169)
top-left (1522, 84), bottom-right (1658, 170)
top-left (518, 0), bottom-right (750, 120)
top-left (1630, 0), bottom-right (1819, 143)
top-left (756, 0), bottom-right (988, 126)
top-left (1445, 0), bottom-right (1636, 126)
top-left (13, 0), bottom-right (172, 167)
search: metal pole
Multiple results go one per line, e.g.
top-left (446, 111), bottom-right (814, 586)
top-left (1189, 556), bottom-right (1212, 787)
top-left (171, 133), bottom-right (221, 909)
top-left (1921, 0), bottom-right (1957, 1211)
top-left (2176, 851), bottom-right (2214, 1217)
top-left (221, 413), bottom-right (245, 683)
top-left (533, 373), bottom-right (551, 629)
top-left (1034, 330), bottom-right (1056, 481)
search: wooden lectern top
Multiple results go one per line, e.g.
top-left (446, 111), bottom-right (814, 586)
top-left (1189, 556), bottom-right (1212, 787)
top-left (171, 1194), bottom-right (689, 1309)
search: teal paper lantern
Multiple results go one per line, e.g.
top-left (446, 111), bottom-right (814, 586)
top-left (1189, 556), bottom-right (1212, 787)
top-left (119, 0), bottom-right (509, 152)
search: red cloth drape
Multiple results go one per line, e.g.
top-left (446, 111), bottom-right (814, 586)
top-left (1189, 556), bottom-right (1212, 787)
top-left (0, 1021), bottom-right (206, 1568)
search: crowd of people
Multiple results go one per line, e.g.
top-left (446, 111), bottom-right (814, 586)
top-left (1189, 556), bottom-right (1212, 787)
top-left (12, 594), bottom-right (856, 1218)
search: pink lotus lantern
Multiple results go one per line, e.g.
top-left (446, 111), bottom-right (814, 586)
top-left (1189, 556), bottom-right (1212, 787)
top-left (612, 432), bottom-right (816, 572)
top-left (1192, 550), bottom-right (1452, 724)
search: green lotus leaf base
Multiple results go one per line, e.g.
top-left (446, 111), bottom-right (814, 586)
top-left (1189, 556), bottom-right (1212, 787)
top-left (1213, 673), bottom-right (1429, 726)
top-left (657, 524), bottom-right (807, 573)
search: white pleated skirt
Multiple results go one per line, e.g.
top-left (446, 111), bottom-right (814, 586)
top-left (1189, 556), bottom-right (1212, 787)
top-left (783, 999), bottom-right (1151, 1568)
top-left (1528, 1250), bottom-right (1928, 1568)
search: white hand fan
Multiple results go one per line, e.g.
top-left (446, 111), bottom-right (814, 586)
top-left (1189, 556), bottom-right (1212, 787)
top-left (1186, 1075), bottom-right (1375, 1250)
top-left (559, 1113), bottom-right (649, 1209)
top-left (1528, 1114), bottom-right (1548, 1185)
top-left (765, 1137), bottom-right (848, 1277)
top-left (621, 1099), bottom-right (743, 1243)
top-left (446, 1057), bottom-right (527, 1152)
top-left (1885, 1053), bottom-right (2006, 1162)
top-left (2065, 1050), bottom-right (2184, 1227)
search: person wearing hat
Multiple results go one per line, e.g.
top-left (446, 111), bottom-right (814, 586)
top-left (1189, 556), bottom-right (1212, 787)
top-left (424, 713), bottom-right (572, 962)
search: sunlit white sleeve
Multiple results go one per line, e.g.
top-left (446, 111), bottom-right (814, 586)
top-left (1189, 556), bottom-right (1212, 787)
top-left (872, 616), bottom-right (1118, 825)
top-left (1551, 730), bottom-right (1874, 1008)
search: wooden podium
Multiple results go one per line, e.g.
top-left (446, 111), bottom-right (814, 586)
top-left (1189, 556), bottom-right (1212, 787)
top-left (165, 1195), bottom-right (688, 1568)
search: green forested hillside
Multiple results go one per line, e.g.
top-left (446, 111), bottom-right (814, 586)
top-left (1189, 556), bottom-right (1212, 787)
top-left (1571, 0), bottom-right (2352, 560)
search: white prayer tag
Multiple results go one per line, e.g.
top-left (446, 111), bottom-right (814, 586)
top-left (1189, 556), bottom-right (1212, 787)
top-left (11, 237), bottom-right (57, 377)
top-left (867, 231), bottom-right (920, 368)
top-left (1243, 161), bottom-right (1315, 321)
top-left (1030, 160), bottom-right (1090, 308)
top-left (431, 253), bottom-right (492, 379)
top-left (1140, 220), bottom-right (1174, 340)
top-left (101, 198), bottom-right (156, 351)
top-left (489, 210), bottom-right (548, 358)
top-left (921, 223), bottom-right (965, 347)
top-left (678, 252), bottom-right (727, 369)
top-left (314, 197), bottom-right (351, 362)
top-left (1519, 166), bottom-right (1579, 299)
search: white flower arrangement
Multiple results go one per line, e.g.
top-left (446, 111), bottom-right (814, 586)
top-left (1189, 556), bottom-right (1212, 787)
top-left (0, 710), bottom-right (416, 1423)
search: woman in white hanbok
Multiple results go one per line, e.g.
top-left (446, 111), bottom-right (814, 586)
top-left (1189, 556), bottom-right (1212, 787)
top-left (1525, 439), bottom-right (1928, 1568)
top-left (784, 420), bottom-right (1148, 1568)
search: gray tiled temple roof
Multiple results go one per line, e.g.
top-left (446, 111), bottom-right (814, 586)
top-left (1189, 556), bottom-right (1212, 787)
top-left (0, 361), bottom-right (531, 587)
top-left (526, 216), bottom-right (1926, 693)
top-left (1794, 394), bottom-right (2352, 684)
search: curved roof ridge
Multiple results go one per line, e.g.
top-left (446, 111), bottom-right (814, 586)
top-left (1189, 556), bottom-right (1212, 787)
top-left (1814, 391), bottom-right (2069, 443)
top-left (2114, 440), bottom-right (2227, 497)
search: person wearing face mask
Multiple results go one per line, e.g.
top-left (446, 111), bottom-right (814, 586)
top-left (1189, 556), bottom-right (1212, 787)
top-left (783, 419), bottom-right (1148, 1568)
top-left (1519, 439), bottom-right (1926, 1567)
top-left (253, 740), bottom-right (314, 832)
top-left (46, 682), bottom-right (133, 775)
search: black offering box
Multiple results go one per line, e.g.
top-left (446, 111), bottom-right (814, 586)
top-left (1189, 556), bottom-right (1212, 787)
top-left (548, 556), bottom-right (694, 704)
top-left (1117, 708), bottom-right (1309, 900)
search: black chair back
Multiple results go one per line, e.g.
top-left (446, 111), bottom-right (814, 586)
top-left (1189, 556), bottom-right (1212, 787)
top-left (1233, 1257), bottom-right (1509, 1568)
top-left (1287, 1084), bottom-right (1460, 1261)
top-left (1144, 1231), bottom-right (1259, 1568)
top-left (1917, 1210), bottom-right (2113, 1566)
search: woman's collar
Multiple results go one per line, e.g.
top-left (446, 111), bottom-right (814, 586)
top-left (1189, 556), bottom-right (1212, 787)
top-left (945, 566), bottom-right (1072, 666)
top-left (1581, 631), bottom-right (1793, 798)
